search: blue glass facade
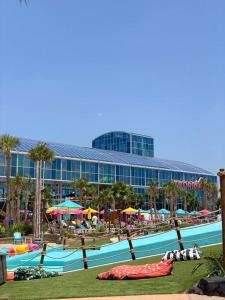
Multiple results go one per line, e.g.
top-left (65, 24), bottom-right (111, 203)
top-left (0, 153), bottom-right (216, 186)
top-left (92, 131), bottom-right (154, 157)
top-left (0, 134), bottom-right (217, 207)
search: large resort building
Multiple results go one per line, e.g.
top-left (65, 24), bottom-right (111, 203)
top-left (0, 131), bottom-right (217, 208)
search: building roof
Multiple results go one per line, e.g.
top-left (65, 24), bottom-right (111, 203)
top-left (14, 138), bottom-right (214, 176)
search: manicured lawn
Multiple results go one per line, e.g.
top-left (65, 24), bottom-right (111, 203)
top-left (0, 244), bottom-right (221, 300)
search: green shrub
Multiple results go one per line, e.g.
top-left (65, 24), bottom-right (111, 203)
top-left (0, 224), bottom-right (6, 237)
top-left (7, 223), bottom-right (33, 236)
top-left (192, 249), bottom-right (224, 277)
top-left (14, 266), bottom-right (61, 281)
top-left (96, 225), bottom-right (106, 233)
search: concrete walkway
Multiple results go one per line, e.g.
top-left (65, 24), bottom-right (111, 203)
top-left (58, 295), bottom-right (222, 300)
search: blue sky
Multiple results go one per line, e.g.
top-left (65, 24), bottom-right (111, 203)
top-left (0, 0), bottom-right (224, 174)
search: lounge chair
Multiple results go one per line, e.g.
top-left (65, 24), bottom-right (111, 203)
top-left (13, 232), bottom-right (24, 244)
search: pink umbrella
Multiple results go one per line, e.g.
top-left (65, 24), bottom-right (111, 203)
top-left (50, 209), bottom-right (83, 215)
top-left (199, 209), bottom-right (211, 214)
top-left (70, 209), bottom-right (83, 215)
top-left (50, 210), bottom-right (66, 216)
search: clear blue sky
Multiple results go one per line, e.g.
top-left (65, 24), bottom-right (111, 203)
top-left (0, 0), bottom-right (224, 174)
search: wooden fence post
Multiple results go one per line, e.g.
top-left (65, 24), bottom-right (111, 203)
top-left (81, 236), bottom-right (88, 269)
top-left (174, 218), bottom-right (184, 250)
top-left (63, 237), bottom-right (67, 250)
top-left (126, 230), bottom-right (136, 260)
top-left (39, 242), bottom-right (47, 267)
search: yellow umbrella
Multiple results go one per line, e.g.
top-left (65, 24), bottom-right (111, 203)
top-left (121, 207), bottom-right (138, 214)
top-left (87, 207), bottom-right (92, 220)
top-left (46, 207), bottom-right (58, 213)
top-left (83, 207), bottom-right (99, 220)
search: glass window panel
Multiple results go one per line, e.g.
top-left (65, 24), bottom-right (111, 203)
top-left (62, 160), bottom-right (67, 171)
top-left (56, 159), bottom-right (61, 170)
top-left (11, 154), bottom-right (17, 166)
top-left (67, 160), bottom-right (72, 171)
top-left (0, 166), bottom-right (5, 176)
top-left (18, 167), bottom-right (24, 176)
top-left (18, 155), bottom-right (24, 167)
top-left (10, 167), bottom-right (16, 177)
top-left (29, 168), bottom-right (35, 178)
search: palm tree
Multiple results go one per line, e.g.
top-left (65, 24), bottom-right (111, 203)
top-left (23, 177), bottom-right (34, 222)
top-left (10, 175), bottom-right (24, 224)
top-left (111, 182), bottom-right (134, 209)
top-left (147, 182), bottom-right (159, 215)
top-left (162, 181), bottom-right (182, 216)
top-left (94, 188), bottom-right (115, 210)
top-left (28, 143), bottom-right (54, 241)
top-left (186, 192), bottom-right (199, 211)
top-left (71, 178), bottom-right (89, 207)
top-left (209, 182), bottom-right (218, 211)
top-left (200, 178), bottom-right (213, 209)
top-left (86, 184), bottom-right (98, 207)
top-left (0, 134), bottom-right (20, 226)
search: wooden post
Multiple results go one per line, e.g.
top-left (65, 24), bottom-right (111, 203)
top-left (174, 218), bottom-right (184, 250)
top-left (39, 242), bottom-right (47, 267)
top-left (126, 230), bottom-right (136, 260)
top-left (217, 169), bottom-right (225, 269)
top-left (81, 236), bottom-right (88, 269)
top-left (63, 237), bottom-right (66, 250)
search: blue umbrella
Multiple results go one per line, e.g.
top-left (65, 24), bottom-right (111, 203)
top-left (176, 209), bottom-right (187, 215)
top-left (158, 208), bottom-right (170, 215)
top-left (139, 209), bottom-right (149, 213)
top-left (55, 199), bottom-right (83, 209)
top-left (189, 211), bottom-right (200, 216)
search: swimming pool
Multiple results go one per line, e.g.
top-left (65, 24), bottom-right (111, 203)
top-left (7, 221), bottom-right (222, 273)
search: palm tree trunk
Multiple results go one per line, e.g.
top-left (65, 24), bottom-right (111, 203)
top-left (34, 161), bottom-right (40, 240)
top-left (174, 198), bottom-right (177, 214)
top-left (111, 198), bottom-right (115, 210)
top-left (184, 196), bottom-right (187, 211)
top-left (24, 193), bottom-right (29, 222)
top-left (153, 198), bottom-right (157, 218)
top-left (16, 187), bottom-right (22, 224)
top-left (204, 188), bottom-right (208, 209)
top-left (5, 155), bottom-right (11, 227)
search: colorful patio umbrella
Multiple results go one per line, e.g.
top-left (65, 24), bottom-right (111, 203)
top-left (121, 207), bottom-right (138, 214)
top-left (189, 211), bottom-right (200, 216)
top-left (55, 199), bottom-right (83, 209)
top-left (139, 209), bottom-right (149, 213)
top-left (199, 209), bottom-right (211, 214)
top-left (176, 209), bottom-right (187, 215)
top-left (82, 207), bottom-right (98, 220)
top-left (49, 208), bottom-right (83, 215)
top-left (158, 208), bottom-right (170, 215)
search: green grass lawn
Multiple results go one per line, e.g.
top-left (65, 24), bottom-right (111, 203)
top-left (0, 244), bottom-right (222, 300)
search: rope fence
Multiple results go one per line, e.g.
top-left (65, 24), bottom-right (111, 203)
top-left (6, 211), bottom-right (222, 272)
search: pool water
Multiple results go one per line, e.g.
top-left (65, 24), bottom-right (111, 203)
top-left (7, 221), bottom-right (222, 273)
